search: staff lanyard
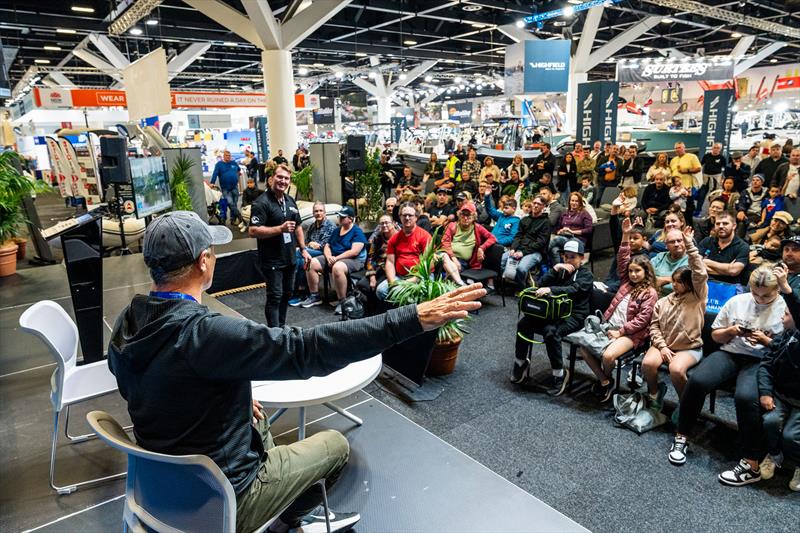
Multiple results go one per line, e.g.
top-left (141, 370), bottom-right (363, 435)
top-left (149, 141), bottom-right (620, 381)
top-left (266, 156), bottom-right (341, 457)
top-left (150, 291), bottom-right (197, 302)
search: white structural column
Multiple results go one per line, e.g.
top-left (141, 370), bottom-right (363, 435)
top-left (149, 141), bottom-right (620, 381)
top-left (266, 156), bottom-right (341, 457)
top-left (352, 58), bottom-right (436, 124)
top-left (184, 0), bottom-right (350, 157)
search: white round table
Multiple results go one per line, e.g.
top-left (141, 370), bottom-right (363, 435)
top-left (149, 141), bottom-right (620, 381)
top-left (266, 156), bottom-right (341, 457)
top-left (251, 354), bottom-right (383, 439)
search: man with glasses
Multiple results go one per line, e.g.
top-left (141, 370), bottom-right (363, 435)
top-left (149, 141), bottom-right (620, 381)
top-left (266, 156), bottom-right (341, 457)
top-left (377, 202), bottom-right (432, 301)
top-left (289, 201), bottom-right (335, 306)
top-left (504, 195), bottom-right (551, 287)
top-left (250, 164), bottom-right (309, 327)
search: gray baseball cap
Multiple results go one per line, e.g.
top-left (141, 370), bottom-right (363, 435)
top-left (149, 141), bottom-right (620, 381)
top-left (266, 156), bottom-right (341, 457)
top-left (143, 211), bottom-right (232, 272)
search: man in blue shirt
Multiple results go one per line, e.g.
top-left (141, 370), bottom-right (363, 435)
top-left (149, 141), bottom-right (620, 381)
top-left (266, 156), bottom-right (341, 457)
top-left (211, 150), bottom-right (242, 224)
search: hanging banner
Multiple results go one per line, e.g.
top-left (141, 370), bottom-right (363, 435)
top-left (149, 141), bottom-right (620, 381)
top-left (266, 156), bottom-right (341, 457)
top-left (313, 97), bottom-right (335, 124)
top-left (446, 102), bottom-right (473, 124)
top-left (617, 59), bottom-right (735, 83)
top-left (187, 114), bottom-right (233, 129)
top-left (338, 93), bottom-right (368, 123)
top-left (699, 88), bottom-right (735, 159)
top-left (504, 40), bottom-right (570, 95)
top-left (123, 47), bottom-right (172, 121)
top-left (253, 117), bottom-right (268, 158)
top-left (576, 81), bottom-right (619, 145)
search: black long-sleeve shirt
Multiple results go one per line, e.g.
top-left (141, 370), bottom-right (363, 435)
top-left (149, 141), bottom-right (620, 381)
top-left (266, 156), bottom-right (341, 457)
top-left (108, 295), bottom-right (423, 495)
top-left (511, 214), bottom-right (551, 256)
top-left (642, 184), bottom-right (672, 212)
top-left (758, 290), bottom-right (800, 405)
top-left (539, 265), bottom-right (594, 320)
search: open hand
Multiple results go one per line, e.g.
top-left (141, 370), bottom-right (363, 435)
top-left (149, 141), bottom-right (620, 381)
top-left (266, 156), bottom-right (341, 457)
top-left (252, 399), bottom-right (265, 424)
top-left (416, 283), bottom-right (485, 331)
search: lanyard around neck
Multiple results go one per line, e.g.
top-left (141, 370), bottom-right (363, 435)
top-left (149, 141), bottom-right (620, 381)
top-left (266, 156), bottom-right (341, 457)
top-left (150, 291), bottom-right (197, 302)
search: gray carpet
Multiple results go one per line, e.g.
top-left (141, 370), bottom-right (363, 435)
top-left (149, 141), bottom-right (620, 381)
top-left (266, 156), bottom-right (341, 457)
top-left (219, 264), bottom-right (800, 533)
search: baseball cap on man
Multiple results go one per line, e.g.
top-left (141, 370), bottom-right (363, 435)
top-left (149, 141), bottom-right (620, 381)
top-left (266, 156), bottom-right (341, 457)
top-left (336, 206), bottom-right (355, 218)
top-left (144, 211), bottom-right (232, 272)
top-left (563, 239), bottom-right (585, 255)
top-left (781, 235), bottom-right (800, 249)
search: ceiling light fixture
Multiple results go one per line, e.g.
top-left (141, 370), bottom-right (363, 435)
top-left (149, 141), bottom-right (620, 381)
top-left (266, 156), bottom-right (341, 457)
top-left (731, 32), bottom-right (742, 38)
top-left (424, 75), bottom-right (433, 82)
top-left (454, 76), bottom-right (463, 83)
top-left (34, 59), bottom-right (50, 64)
top-left (224, 41), bottom-right (237, 46)
top-left (56, 28), bottom-right (77, 34)
top-left (130, 28), bottom-right (143, 35)
top-left (643, 46), bottom-right (653, 51)
top-left (661, 17), bottom-right (673, 23)
top-left (403, 40), bottom-right (417, 45)
top-left (769, 58), bottom-right (778, 63)
top-left (71, 6), bottom-right (95, 13)
top-left (515, 20), bottom-right (525, 28)
top-left (146, 19), bottom-right (158, 25)
top-left (312, 62), bottom-right (325, 67)
top-left (335, 71), bottom-right (344, 78)
top-left (298, 67), bottom-right (308, 75)
top-left (355, 52), bottom-right (367, 57)
top-left (399, 73), bottom-right (408, 80)
top-left (43, 45), bottom-right (62, 51)
top-left (563, 6), bottom-right (575, 17)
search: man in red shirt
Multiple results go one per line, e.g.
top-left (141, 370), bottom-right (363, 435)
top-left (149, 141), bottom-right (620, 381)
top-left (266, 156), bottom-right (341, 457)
top-left (377, 202), bottom-right (432, 300)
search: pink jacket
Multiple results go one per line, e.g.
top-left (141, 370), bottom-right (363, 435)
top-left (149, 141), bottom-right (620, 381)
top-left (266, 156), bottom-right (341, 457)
top-left (603, 241), bottom-right (658, 348)
top-left (441, 222), bottom-right (496, 269)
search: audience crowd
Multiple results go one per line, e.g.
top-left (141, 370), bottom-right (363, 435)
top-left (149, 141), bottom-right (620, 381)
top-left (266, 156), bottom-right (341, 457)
top-left (249, 140), bottom-right (800, 492)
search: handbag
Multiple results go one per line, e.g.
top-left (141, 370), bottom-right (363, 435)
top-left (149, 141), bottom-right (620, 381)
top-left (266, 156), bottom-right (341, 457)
top-left (564, 311), bottom-right (614, 359)
top-left (612, 391), bottom-right (667, 434)
top-left (503, 255), bottom-right (520, 282)
top-left (340, 277), bottom-right (366, 321)
top-left (518, 287), bottom-right (572, 321)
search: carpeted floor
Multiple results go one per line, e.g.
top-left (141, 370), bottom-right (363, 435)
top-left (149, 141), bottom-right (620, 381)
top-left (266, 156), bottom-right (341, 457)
top-left (219, 272), bottom-right (800, 533)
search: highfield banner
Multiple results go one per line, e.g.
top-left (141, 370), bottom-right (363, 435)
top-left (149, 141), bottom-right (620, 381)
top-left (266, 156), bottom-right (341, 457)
top-left (576, 81), bottom-right (619, 145)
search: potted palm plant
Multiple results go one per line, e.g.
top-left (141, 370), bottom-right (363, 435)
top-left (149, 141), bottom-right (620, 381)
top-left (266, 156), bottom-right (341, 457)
top-left (387, 230), bottom-right (470, 376)
top-left (0, 151), bottom-right (51, 276)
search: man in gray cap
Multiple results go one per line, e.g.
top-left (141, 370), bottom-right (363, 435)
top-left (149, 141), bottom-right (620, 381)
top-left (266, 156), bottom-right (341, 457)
top-left (109, 210), bottom-right (485, 533)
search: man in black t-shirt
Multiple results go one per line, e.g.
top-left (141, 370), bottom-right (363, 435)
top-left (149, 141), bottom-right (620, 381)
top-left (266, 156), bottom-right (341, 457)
top-left (428, 188), bottom-right (456, 229)
top-left (249, 164), bottom-right (310, 326)
top-left (697, 211), bottom-right (750, 285)
top-left (531, 143), bottom-right (556, 183)
top-left (272, 149), bottom-right (288, 166)
top-left (699, 142), bottom-right (725, 215)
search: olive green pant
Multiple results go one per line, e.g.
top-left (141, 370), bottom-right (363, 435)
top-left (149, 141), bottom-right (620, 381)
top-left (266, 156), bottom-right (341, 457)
top-left (236, 411), bottom-right (350, 533)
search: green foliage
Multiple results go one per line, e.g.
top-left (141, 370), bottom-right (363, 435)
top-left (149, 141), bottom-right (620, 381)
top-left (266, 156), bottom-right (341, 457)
top-left (292, 165), bottom-right (314, 201)
top-left (353, 148), bottom-right (384, 223)
top-left (386, 228), bottom-right (470, 344)
top-left (169, 154), bottom-right (195, 211)
top-left (0, 151), bottom-right (52, 244)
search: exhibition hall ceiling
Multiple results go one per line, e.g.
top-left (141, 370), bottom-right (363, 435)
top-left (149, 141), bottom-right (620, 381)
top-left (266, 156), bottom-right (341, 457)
top-left (1, 0), bottom-right (799, 99)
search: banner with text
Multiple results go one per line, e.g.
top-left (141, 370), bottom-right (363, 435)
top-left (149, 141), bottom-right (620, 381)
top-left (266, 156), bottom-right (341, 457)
top-left (446, 102), bottom-right (473, 124)
top-left (504, 39), bottom-right (570, 95)
top-left (313, 97), bottom-right (335, 125)
top-left (576, 81), bottom-right (619, 145)
top-left (699, 88), bottom-right (735, 159)
top-left (617, 59), bottom-right (734, 83)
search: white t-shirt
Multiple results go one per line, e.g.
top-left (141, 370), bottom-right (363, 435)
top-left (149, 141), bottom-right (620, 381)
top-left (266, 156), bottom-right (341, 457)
top-left (609, 293), bottom-right (631, 329)
top-left (711, 292), bottom-right (786, 357)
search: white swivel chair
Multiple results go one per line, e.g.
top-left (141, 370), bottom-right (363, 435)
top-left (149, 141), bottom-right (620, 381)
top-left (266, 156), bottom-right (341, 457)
top-left (86, 411), bottom-right (331, 533)
top-left (19, 300), bottom-right (127, 494)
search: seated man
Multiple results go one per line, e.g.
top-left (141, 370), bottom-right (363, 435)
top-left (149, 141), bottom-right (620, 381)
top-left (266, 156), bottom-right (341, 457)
top-left (290, 201), bottom-right (335, 306)
top-left (358, 213), bottom-right (398, 310)
top-left (504, 195), bottom-right (551, 287)
top-left (698, 211), bottom-right (750, 285)
top-left (108, 211), bottom-right (483, 533)
top-left (651, 229), bottom-right (689, 294)
top-left (377, 202), bottom-right (433, 301)
top-left (394, 166), bottom-right (422, 196)
top-left (735, 173), bottom-right (767, 238)
top-left (440, 201), bottom-right (497, 287)
top-left (642, 173), bottom-right (672, 227)
top-left (455, 169), bottom-right (479, 199)
top-left (428, 188), bottom-right (456, 230)
top-left (301, 207), bottom-right (368, 314)
top-left (511, 239), bottom-right (593, 396)
top-left (694, 197), bottom-right (726, 243)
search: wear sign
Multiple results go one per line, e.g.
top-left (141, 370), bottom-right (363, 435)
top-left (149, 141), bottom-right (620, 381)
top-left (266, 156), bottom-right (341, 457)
top-left (699, 89), bottom-right (735, 159)
top-left (576, 81), bottom-right (619, 145)
top-left (617, 59), bottom-right (734, 83)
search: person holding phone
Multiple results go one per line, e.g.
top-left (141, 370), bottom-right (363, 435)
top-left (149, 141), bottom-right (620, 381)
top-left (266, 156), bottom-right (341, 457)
top-left (668, 266), bottom-right (786, 487)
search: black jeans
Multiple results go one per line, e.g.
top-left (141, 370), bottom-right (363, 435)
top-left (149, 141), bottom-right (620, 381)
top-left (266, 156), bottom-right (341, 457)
top-left (262, 265), bottom-right (295, 327)
top-left (678, 350), bottom-right (765, 460)
top-left (515, 315), bottom-right (583, 371)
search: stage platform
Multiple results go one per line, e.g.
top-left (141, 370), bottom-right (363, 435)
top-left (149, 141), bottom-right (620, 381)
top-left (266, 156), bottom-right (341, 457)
top-left (1, 253), bottom-right (587, 533)
top-left (23, 398), bottom-right (586, 533)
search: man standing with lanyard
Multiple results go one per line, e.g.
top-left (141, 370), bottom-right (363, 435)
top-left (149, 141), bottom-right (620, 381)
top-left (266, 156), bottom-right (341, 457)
top-left (211, 150), bottom-right (242, 225)
top-left (249, 164), bottom-right (311, 327)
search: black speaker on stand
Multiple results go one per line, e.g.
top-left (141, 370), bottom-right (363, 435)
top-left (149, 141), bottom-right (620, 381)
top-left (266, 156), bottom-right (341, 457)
top-left (99, 136), bottom-right (133, 255)
top-left (346, 135), bottom-right (366, 220)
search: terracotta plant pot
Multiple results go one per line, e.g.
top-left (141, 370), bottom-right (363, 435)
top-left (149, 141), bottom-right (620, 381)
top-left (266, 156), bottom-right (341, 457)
top-left (13, 238), bottom-right (26, 261)
top-left (0, 242), bottom-right (20, 277)
top-left (426, 337), bottom-right (462, 377)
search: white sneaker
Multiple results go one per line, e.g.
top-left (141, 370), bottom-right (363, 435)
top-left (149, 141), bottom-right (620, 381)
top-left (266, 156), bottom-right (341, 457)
top-left (668, 435), bottom-right (688, 466)
top-left (718, 459), bottom-right (762, 487)
top-left (790, 467), bottom-right (800, 492)
top-left (760, 454), bottom-right (777, 480)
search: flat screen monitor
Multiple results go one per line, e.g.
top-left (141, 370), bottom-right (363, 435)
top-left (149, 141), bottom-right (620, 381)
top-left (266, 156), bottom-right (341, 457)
top-left (129, 157), bottom-right (172, 219)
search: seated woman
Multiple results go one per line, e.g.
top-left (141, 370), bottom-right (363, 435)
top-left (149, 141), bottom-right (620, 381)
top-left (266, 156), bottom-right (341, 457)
top-left (506, 153), bottom-right (529, 184)
top-left (642, 227), bottom-right (708, 412)
top-left (750, 210), bottom-right (793, 245)
top-left (357, 214), bottom-right (398, 310)
top-left (669, 266), bottom-right (786, 485)
top-left (301, 206), bottom-right (368, 315)
top-left (548, 192), bottom-right (593, 266)
top-left (422, 152), bottom-right (443, 190)
top-left (512, 239), bottom-right (594, 396)
top-left (706, 176), bottom-right (741, 214)
top-left (646, 209), bottom-right (687, 256)
top-left (439, 201), bottom-right (497, 287)
top-left (579, 218), bottom-right (658, 401)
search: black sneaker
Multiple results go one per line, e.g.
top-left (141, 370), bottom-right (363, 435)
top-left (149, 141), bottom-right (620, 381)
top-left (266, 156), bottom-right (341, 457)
top-left (718, 459), bottom-right (762, 487)
top-left (510, 357), bottom-right (530, 384)
top-left (546, 369), bottom-right (570, 397)
top-left (598, 378), bottom-right (615, 403)
top-left (668, 435), bottom-right (688, 465)
top-left (297, 506), bottom-right (360, 533)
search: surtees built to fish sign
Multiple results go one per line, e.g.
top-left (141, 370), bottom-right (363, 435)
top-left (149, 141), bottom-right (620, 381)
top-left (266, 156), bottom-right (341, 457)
top-left (617, 58), bottom-right (735, 83)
